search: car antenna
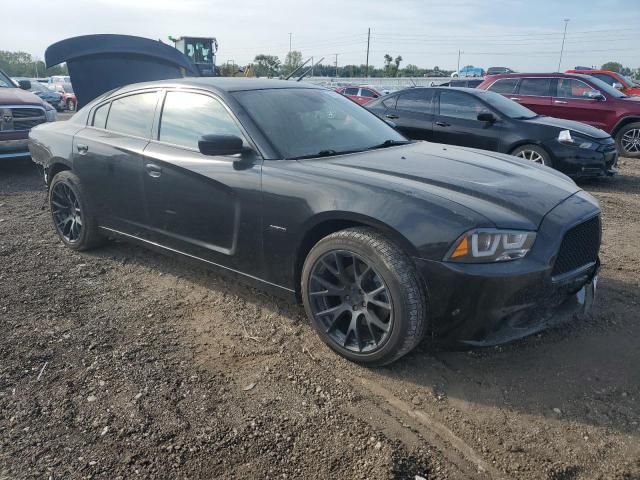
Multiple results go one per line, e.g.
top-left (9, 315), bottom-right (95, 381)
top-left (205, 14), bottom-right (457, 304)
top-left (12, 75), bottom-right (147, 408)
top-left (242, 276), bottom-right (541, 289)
top-left (297, 57), bottom-right (324, 82)
top-left (284, 58), bottom-right (312, 81)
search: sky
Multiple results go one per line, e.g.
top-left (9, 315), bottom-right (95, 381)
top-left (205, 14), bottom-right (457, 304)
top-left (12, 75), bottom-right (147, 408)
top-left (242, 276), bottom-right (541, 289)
top-left (2, 0), bottom-right (639, 73)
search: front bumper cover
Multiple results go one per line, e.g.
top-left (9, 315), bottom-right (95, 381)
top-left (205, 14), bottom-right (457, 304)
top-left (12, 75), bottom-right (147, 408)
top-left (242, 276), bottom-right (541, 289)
top-left (416, 192), bottom-right (601, 347)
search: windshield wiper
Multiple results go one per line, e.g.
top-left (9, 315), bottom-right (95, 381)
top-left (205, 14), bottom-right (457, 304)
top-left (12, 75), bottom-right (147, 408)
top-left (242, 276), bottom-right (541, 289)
top-left (290, 149), bottom-right (357, 160)
top-left (367, 139), bottom-right (412, 150)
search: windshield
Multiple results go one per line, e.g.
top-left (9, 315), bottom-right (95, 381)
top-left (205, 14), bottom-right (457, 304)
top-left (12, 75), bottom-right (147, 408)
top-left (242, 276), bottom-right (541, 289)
top-left (583, 75), bottom-right (628, 98)
top-left (233, 88), bottom-right (407, 159)
top-left (0, 70), bottom-right (15, 88)
top-left (478, 90), bottom-right (537, 119)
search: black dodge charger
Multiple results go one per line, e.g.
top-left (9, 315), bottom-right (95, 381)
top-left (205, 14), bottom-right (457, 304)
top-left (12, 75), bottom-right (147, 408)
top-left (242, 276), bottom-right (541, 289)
top-left (366, 87), bottom-right (618, 178)
top-left (29, 78), bottom-right (601, 365)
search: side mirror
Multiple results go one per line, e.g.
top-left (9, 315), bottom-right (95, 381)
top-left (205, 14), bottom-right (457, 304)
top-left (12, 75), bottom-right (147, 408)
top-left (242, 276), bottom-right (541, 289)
top-left (198, 134), bottom-right (244, 156)
top-left (612, 82), bottom-right (623, 90)
top-left (477, 111), bottom-right (497, 123)
top-left (585, 90), bottom-right (605, 101)
top-left (18, 80), bottom-right (32, 90)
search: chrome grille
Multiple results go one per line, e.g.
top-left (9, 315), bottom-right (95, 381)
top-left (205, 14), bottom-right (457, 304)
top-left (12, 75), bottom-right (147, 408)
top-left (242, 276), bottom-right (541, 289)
top-left (0, 106), bottom-right (46, 132)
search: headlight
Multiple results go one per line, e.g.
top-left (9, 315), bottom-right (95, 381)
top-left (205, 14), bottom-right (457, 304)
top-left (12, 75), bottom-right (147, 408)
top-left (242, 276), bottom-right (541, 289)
top-left (444, 229), bottom-right (536, 263)
top-left (45, 106), bottom-right (57, 122)
top-left (557, 130), bottom-right (595, 149)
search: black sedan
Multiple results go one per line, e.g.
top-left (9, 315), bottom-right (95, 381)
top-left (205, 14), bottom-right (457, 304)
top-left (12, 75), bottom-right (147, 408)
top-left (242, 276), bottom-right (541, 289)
top-left (366, 87), bottom-right (618, 178)
top-left (29, 78), bottom-right (600, 365)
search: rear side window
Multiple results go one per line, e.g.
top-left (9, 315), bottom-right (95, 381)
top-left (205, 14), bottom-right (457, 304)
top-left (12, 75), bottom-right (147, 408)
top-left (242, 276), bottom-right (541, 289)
top-left (343, 87), bottom-right (359, 95)
top-left (487, 78), bottom-right (519, 94)
top-left (396, 89), bottom-right (434, 113)
top-left (382, 96), bottom-right (398, 109)
top-left (106, 92), bottom-right (158, 138)
top-left (92, 103), bottom-right (110, 129)
top-left (518, 78), bottom-right (552, 97)
top-left (439, 91), bottom-right (485, 120)
top-left (159, 91), bottom-right (243, 149)
top-left (359, 89), bottom-right (377, 98)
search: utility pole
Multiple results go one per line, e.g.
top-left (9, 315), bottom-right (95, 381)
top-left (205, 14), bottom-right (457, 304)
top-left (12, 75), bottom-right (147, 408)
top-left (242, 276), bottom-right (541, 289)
top-left (558, 19), bottom-right (570, 72)
top-left (288, 33), bottom-right (292, 56)
top-left (335, 53), bottom-right (339, 77)
top-left (365, 28), bottom-right (371, 78)
top-left (457, 50), bottom-right (461, 74)
top-left (311, 56), bottom-right (314, 77)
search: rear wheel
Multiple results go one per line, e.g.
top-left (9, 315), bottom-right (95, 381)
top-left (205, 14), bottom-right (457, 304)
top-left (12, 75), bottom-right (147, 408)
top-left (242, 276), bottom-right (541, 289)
top-left (49, 171), bottom-right (103, 251)
top-left (511, 144), bottom-right (552, 167)
top-left (616, 122), bottom-right (640, 158)
top-left (301, 227), bottom-right (427, 366)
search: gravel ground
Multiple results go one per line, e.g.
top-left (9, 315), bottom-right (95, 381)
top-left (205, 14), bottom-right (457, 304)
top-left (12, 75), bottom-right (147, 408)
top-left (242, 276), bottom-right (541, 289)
top-left (0, 154), bottom-right (639, 480)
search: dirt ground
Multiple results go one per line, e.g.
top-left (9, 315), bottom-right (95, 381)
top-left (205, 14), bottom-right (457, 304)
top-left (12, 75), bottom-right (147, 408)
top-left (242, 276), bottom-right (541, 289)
top-left (1, 153), bottom-right (639, 480)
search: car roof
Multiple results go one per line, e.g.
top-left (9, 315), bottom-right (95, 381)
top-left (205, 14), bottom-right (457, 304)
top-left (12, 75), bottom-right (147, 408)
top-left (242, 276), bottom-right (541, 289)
top-left (484, 72), bottom-right (594, 81)
top-left (115, 77), bottom-right (325, 95)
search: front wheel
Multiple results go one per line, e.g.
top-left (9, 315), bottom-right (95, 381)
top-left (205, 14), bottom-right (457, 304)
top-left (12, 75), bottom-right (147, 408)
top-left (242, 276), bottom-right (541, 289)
top-left (511, 144), bottom-right (552, 167)
top-left (616, 122), bottom-right (640, 158)
top-left (301, 227), bottom-right (427, 366)
top-left (66, 99), bottom-right (75, 111)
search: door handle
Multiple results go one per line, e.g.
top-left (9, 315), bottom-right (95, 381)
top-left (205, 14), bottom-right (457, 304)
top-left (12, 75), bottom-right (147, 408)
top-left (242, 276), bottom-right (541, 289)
top-left (435, 121), bottom-right (451, 127)
top-left (509, 97), bottom-right (521, 102)
top-left (145, 163), bottom-right (162, 178)
top-left (76, 143), bottom-right (88, 154)
top-left (554, 100), bottom-right (568, 104)
top-left (385, 114), bottom-right (399, 119)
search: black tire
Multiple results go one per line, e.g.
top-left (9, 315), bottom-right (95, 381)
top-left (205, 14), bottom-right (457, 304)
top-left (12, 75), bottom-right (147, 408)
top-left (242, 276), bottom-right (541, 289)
top-left (49, 171), bottom-right (103, 251)
top-left (510, 144), bottom-right (552, 167)
top-left (67, 99), bottom-right (75, 112)
top-left (301, 227), bottom-right (427, 366)
top-left (615, 122), bottom-right (640, 158)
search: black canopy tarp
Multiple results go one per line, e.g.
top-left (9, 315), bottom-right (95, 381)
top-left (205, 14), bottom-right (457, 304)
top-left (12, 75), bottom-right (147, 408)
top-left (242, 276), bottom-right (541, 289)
top-left (45, 34), bottom-right (199, 108)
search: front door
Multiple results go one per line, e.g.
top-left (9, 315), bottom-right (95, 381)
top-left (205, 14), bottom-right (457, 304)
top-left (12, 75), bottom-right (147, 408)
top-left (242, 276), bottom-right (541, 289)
top-left (142, 89), bottom-right (263, 275)
top-left (433, 90), bottom-right (500, 151)
top-left (550, 77), bottom-right (615, 132)
top-left (73, 90), bottom-right (160, 236)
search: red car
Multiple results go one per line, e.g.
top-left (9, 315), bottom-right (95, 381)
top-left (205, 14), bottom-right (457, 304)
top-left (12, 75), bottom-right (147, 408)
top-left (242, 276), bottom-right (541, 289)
top-left (566, 69), bottom-right (640, 97)
top-left (335, 86), bottom-right (382, 105)
top-left (48, 83), bottom-right (77, 111)
top-left (478, 73), bottom-right (640, 158)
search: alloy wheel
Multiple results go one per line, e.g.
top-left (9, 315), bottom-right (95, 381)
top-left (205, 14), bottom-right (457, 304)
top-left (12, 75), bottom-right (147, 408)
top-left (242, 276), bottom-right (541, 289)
top-left (51, 182), bottom-right (83, 243)
top-left (516, 149), bottom-right (544, 164)
top-left (308, 250), bottom-right (393, 353)
top-left (621, 128), bottom-right (640, 154)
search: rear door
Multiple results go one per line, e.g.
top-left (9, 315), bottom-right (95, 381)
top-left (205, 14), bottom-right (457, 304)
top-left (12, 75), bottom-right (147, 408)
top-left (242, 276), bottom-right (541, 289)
top-left (142, 89), bottom-right (263, 274)
top-left (342, 87), bottom-right (360, 104)
top-left (550, 77), bottom-right (614, 131)
top-left (512, 77), bottom-right (554, 116)
top-left (433, 89), bottom-right (501, 151)
top-left (358, 88), bottom-right (379, 105)
top-left (73, 90), bottom-right (160, 236)
top-left (386, 89), bottom-right (435, 141)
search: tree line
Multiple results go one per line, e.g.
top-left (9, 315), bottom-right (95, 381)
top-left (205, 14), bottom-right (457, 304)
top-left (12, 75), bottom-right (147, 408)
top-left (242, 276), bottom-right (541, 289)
top-left (0, 51), bottom-right (68, 78)
top-left (220, 51), bottom-right (452, 78)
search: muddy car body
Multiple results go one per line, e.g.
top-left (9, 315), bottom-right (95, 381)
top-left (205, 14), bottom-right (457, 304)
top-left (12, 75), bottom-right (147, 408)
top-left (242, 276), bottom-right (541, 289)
top-left (29, 78), bottom-right (601, 365)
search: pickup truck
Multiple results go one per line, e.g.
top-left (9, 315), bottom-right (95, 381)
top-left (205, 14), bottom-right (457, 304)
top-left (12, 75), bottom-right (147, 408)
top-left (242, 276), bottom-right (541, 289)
top-left (1, 68), bottom-right (57, 160)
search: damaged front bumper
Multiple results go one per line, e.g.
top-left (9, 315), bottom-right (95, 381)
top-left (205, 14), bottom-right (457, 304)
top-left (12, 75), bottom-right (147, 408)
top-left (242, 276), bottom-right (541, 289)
top-left (416, 192), bottom-right (601, 347)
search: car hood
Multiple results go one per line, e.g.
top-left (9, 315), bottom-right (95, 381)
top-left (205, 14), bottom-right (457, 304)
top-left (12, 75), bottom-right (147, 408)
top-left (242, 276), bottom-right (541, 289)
top-left (303, 141), bottom-right (581, 230)
top-left (0, 87), bottom-right (46, 106)
top-left (524, 115), bottom-right (610, 139)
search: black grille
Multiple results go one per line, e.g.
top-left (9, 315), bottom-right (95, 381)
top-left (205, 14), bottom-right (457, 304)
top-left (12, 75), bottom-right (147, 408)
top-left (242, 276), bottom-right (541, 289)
top-left (11, 108), bottom-right (44, 119)
top-left (552, 215), bottom-right (601, 277)
top-left (14, 118), bottom-right (46, 130)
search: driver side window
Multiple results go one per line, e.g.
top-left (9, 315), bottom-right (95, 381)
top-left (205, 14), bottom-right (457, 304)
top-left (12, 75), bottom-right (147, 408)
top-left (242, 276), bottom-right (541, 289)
top-left (439, 91), bottom-right (485, 121)
top-left (159, 91), bottom-right (244, 150)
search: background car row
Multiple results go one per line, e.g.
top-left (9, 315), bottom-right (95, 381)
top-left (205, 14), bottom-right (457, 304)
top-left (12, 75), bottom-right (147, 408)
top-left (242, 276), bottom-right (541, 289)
top-left (10, 76), bottom-right (77, 111)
